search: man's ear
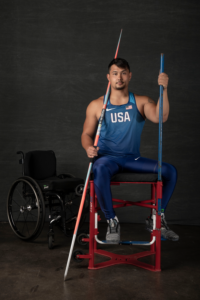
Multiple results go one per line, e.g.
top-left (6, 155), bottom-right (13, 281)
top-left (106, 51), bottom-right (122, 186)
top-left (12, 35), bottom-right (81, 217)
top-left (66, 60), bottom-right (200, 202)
top-left (107, 73), bottom-right (110, 82)
top-left (129, 72), bottom-right (132, 81)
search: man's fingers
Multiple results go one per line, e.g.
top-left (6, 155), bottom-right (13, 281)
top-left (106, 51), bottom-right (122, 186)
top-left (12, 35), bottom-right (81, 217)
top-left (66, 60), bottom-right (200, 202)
top-left (91, 150), bottom-right (98, 155)
top-left (87, 146), bottom-right (99, 158)
top-left (158, 73), bottom-right (169, 89)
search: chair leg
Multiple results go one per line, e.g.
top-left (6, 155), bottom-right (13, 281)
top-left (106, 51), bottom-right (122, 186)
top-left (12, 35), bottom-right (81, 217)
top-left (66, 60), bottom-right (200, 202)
top-left (155, 181), bottom-right (162, 271)
top-left (155, 213), bottom-right (161, 271)
top-left (150, 183), bottom-right (156, 252)
top-left (88, 180), bottom-right (95, 269)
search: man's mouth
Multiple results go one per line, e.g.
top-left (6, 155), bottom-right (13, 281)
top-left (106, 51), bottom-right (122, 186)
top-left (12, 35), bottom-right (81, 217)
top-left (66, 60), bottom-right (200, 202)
top-left (117, 81), bottom-right (124, 85)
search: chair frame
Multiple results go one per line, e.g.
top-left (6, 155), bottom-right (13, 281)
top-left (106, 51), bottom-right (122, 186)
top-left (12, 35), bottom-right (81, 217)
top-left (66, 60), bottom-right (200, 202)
top-left (76, 179), bottom-right (162, 271)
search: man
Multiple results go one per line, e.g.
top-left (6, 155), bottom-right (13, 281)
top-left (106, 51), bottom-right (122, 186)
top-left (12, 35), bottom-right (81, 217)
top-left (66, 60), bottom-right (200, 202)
top-left (81, 58), bottom-right (179, 243)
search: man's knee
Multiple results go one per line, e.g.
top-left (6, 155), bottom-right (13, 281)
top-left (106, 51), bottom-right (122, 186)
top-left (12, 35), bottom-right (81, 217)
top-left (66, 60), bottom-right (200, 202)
top-left (93, 163), bottom-right (110, 178)
top-left (162, 162), bottom-right (177, 181)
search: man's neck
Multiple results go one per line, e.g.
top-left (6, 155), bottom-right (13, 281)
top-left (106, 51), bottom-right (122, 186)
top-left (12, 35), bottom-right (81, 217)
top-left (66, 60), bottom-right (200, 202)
top-left (109, 88), bottom-right (129, 105)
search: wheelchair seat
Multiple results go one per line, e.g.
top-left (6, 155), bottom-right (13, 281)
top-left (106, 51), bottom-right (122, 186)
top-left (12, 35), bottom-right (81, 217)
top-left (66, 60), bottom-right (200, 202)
top-left (37, 176), bottom-right (84, 192)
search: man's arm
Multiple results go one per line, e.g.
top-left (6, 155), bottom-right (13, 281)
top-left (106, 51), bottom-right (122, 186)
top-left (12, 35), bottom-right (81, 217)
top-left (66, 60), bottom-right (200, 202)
top-left (143, 73), bottom-right (169, 123)
top-left (81, 100), bottom-right (100, 158)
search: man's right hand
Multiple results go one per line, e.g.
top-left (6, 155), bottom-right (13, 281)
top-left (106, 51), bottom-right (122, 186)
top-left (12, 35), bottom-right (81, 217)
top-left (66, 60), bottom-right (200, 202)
top-left (86, 146), bottom-right (99, 158)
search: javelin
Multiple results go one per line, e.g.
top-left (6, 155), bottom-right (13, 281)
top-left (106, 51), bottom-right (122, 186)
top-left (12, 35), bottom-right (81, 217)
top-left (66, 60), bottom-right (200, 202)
top-left (64, 29), bottom-right (123, 281)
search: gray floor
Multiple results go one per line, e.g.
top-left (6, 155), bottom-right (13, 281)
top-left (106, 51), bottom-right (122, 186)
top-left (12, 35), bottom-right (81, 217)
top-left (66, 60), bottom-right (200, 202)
top-left (1, 222), bottom-right (200, 300)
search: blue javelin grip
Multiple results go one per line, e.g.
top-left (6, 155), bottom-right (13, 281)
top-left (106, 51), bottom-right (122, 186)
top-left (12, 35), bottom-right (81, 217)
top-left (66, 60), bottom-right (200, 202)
top-left (158, 54), bottom-right (164, 181)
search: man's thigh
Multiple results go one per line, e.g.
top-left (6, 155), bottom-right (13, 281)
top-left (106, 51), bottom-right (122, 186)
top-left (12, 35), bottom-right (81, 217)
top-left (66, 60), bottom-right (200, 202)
top-left (93, 155), bottom-right (121, 177)
top-left (122, 156), bottom-right (158, 173)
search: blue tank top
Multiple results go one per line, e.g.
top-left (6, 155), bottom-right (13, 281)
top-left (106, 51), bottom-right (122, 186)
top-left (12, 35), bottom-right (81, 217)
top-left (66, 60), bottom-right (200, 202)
top-left (97, 92), bottom-right (145, 157)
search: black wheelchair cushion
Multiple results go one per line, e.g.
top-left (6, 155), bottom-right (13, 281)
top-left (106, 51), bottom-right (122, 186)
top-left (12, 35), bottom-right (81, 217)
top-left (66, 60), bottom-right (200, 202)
top-left (24, 150), bottom-right (56, 180)
top-left (90, 172), bottom-right (159, 182)
top-left (111, 173), bottom-right (158, 182)
top-left (37, 176), bottom-right (84, 193)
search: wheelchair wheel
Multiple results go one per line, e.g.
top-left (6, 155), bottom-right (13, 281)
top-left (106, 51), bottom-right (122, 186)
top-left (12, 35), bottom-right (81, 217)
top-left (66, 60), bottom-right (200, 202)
top-left (75, 184), bottom-right (84, 196)
top-left (7, 176), bottom-right (45, 241)
top-left (72, 250), bottom-right (84, 263)
top-left (77, 232), bottom-right (89, 246)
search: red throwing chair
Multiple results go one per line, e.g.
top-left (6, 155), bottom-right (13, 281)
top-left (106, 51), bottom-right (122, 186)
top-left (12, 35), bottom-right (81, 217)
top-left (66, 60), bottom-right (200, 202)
top-left (76, 172), bottom-right (162, 272)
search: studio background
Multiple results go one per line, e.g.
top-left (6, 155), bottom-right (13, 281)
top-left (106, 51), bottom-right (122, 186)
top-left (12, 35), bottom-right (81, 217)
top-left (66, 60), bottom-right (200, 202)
top-left (0, 0), bottom-right (199, 225)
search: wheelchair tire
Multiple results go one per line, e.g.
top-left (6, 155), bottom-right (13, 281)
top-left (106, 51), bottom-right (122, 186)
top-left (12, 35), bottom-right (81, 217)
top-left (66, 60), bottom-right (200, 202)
top-left (76, 232), bottom-right (89, 246)
top-left (72, 250), bottom-right (84, 263)
top-left (75, 184), bottom-right (84, 196)
top-left (7, 176), bottom-right (45, 241)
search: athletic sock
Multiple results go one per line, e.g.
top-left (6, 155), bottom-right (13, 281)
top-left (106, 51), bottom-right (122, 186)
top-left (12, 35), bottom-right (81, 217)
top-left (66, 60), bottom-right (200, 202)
top-left (107, 215), bottom-right (119, 223)
top-left (114, 215), bottom-right (119, 222)
top-left (151, 212), bottom-right (165, 219)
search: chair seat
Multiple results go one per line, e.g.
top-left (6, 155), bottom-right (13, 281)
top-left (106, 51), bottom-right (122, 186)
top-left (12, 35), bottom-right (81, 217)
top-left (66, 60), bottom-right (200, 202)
top-left (37, 176), bottom-right (84, 192)
top-left (111, 173), bottom-right (158, 182)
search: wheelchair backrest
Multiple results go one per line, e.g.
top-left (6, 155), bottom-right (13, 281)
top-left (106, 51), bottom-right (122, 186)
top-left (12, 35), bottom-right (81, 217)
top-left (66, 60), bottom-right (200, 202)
top-left (24, 150), bottom-right (56, 180)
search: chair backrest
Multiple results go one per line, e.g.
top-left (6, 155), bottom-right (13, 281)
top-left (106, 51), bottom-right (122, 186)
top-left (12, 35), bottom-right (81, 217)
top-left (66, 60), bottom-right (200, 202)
top-left (24, 150), bottom-right (56, 180)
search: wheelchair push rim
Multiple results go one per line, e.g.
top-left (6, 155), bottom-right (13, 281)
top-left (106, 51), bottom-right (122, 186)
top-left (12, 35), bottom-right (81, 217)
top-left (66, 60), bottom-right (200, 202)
top-left (7, 177), bottom-right (45, 241)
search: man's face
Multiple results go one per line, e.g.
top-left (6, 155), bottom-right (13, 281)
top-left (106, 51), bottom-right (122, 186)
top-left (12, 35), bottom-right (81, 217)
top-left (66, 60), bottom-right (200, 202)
top-left (107, 65), bottom-right (132, 90)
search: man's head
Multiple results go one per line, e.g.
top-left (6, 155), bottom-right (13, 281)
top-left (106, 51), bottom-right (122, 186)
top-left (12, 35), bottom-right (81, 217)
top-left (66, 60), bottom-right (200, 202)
top-left (107, 58), bottom-right (132, 91)
top-left (108, 58), bottom-right (130, 73)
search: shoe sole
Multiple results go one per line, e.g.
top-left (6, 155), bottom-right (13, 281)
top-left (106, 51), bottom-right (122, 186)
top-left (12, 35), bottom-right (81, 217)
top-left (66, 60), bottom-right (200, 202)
top-left (164, 236), bottom-right (179, 242)
top-left (105, 240), bottom-right (120, 244)
top-left (146, 224), bottom-right (179, 242)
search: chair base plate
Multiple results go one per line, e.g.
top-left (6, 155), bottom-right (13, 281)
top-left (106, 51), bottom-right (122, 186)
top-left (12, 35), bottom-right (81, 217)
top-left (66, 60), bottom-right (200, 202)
top-left (88, 249), bottom-right (161, 271)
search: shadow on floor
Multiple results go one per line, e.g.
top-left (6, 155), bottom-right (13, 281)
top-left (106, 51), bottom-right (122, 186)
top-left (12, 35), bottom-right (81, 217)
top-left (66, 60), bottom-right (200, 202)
top-left (1, 222), bottom-right (200, 300)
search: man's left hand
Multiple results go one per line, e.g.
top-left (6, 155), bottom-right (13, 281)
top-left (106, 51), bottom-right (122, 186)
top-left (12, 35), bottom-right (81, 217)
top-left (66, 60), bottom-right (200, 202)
top-left (158, 72), bottom-right (169, 89)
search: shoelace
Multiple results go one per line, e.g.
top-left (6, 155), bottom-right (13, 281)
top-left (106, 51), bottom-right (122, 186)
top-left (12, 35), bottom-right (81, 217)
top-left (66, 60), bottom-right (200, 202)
top-left (109, 219), bottom-right (118, 228)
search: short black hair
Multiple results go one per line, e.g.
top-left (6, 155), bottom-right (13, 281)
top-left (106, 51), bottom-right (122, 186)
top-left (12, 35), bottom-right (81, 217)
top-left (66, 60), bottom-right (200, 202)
top-left (108, 58), bottom-right (130, 72)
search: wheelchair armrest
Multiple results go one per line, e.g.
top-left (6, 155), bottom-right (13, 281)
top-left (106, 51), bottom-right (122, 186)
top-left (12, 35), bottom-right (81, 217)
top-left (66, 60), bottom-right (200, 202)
top-left (57, 173), bottom-right (76, 179)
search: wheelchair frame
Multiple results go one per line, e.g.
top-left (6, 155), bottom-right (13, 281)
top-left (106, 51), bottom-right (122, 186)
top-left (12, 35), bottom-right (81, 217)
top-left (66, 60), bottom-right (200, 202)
top-left (7, 151), bottom-right (89, 249)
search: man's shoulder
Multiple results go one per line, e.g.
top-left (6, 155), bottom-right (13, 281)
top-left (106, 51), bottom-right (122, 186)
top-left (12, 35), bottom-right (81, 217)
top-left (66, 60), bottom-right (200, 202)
top-left (133, 94), bottom-right (149, 118)
top-left (134, 94), bottom-right (149, 102)
top-left (87, 96), bottom-right (104, 109)
top-left (92, 95), bottom-right (104, 104)
top-left (86, 96), bottom-right (104, 116)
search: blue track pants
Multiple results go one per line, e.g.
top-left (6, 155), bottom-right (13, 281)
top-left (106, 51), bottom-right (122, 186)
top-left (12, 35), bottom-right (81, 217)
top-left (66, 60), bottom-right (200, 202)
top-left (93, 155), bottom-right (177, 220)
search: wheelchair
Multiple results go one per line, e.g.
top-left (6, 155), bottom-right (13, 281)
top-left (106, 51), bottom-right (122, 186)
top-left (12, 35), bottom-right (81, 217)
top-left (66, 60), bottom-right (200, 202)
top-left (7, 150), bottom-right (89, 249)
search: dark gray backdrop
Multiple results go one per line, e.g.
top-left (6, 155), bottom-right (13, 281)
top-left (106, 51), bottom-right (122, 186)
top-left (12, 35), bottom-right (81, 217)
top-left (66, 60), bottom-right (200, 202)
top-left (0, 0), bottom-right (199, 224)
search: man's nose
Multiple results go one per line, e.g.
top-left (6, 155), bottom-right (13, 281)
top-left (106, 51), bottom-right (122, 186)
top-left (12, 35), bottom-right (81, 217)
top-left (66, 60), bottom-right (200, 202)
top-left (117, 73), bottom-right (122, 80)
